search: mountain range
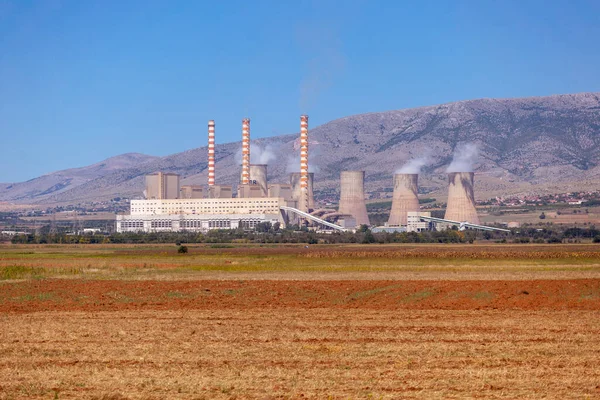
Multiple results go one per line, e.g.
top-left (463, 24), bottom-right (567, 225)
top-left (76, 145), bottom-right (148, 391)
top-left (2, 92), bottom-right (599, 207)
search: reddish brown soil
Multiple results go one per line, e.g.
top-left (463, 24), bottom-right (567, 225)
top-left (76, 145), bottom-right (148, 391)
top-left (1, 279), bottom-right (598, 313)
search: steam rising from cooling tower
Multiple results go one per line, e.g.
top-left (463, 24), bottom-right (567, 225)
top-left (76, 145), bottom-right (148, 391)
top-left (388, 174), bottom-right (419, 226)
top-left (286, 147), bottom-right (320, 174)
top-left (234, 143), bottom-right (278, 167)
top-left (251, 144), bottom-right (276, 164)
top-left (447, 143), bottom-right (478, 172)
top-left (444, 172), bottom-right (480, 224)
top-left (396, 154), bottom-right (430, 174)
top-left (241, 118), bottom-right (251, 184)
top-left (207, 120), bottom-right (215, 186)
top-left (338, 171), bottom-right (370, 226)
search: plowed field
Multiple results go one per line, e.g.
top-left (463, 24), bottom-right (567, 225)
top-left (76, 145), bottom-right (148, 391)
top-left (1, 279), bottom-right (599, 313)
top-left (1, 244), bottom-right (599, 399)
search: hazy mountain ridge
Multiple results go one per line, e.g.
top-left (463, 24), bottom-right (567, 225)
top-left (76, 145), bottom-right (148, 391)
top-left (0, 153), bottom-right (159, 203)
top-left (2, 93), bottom-right (600, 206)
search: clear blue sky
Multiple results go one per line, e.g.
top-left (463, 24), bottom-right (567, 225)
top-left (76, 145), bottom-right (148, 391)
top-left (1, 0), bottom-right (599, 182)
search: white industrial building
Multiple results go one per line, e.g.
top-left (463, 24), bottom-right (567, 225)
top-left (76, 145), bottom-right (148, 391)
top-left (116, 197), bottom-right (286, 233)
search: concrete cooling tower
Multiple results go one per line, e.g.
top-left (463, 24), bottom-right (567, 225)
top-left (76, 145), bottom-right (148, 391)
top-left (239, 164), bottom-right (268, 197)
top-left (444, 172), bottom-right (480, 224)
top-left (290, 172), bottom-right (314, 210)
top-left (249, 164), bottom-right (268, 197)
top-left (387, 173), bottom-right (419, 226)
top-left (338, 171), bottom-right (370, 226)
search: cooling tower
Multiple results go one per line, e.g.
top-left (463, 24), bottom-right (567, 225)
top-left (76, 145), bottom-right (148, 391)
top-left (290, 172), bottom-right (314, 210)
top-left (338, 171), bottom-right (370, 226)
top-left (444, 172), bottom-right (480, 224)
top-left (388, 173), bottom-right (419, 226)
top-left (239, 164), bottom-right (268, 197)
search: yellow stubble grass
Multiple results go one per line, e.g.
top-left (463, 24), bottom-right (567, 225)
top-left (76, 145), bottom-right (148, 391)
top-left (0, 309), bottom-right (599, 399)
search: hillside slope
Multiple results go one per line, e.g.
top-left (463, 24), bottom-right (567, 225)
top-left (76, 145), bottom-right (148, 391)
top-left (0, 153), bottom-right (159, 203)
top-left (2, 92), bottom-right (599, 205)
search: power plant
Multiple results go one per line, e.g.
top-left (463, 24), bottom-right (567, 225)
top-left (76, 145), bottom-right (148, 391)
top-left (444, 172), bottom-right (480, 225)
top-left (387, 173), bottom-right (420, 226)
top-left (116, 115), bottom-right (508, 234)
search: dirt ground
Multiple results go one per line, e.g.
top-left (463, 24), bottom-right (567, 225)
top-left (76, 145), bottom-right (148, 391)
top-left (0, 279), bottom-right (599, 313)
top-left (1, 245), bottom-right (599, 399)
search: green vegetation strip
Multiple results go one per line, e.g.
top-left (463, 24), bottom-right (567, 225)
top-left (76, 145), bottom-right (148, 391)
top-left (1, 266), bottom-right (83, 280)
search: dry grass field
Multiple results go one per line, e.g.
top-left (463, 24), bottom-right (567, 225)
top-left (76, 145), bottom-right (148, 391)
top-left (1, 244), bottom-right (599, 399)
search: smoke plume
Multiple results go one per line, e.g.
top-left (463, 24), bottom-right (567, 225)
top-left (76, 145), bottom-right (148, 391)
top-left (446, 143), bottom-right (479, 172)
top-left (234, 143), bottom-right (277, 165)
top-left (251, 144), bottom-right (276, 164)
top-left (396, 154), bottom-right (430, 174)
top-left (286, 146), bottom-right (320, 174)
top-left (297, 26), bottom-right (345, 112)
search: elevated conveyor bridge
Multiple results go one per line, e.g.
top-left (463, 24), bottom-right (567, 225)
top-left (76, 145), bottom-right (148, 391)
top-left (280, 206), bottom-right (347, 231)
top-left (419, 216), bottom-right (510, 232)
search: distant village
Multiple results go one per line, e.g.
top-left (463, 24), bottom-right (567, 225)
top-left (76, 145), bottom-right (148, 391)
top-left (479, 190), bottom-right (600, 207)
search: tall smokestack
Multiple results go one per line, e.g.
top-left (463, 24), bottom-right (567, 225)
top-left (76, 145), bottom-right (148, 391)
top-left (388, 174), bottom-right (419, 226)
top-left (208, 120), bottom-right (215, 186)
top-left (338, 171), bottom-right (370, 226)
top-left (299, 115), bottom-right (309, 211)
top-left (290, 172), bottom-right (314, 209)
top-left (241, 118), bottom-right (251, 185)
top-left (444, 172), bottom-right (480, 224)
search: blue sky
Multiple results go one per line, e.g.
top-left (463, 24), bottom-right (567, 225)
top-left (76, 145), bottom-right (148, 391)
top-left (1, 0), bottom-right (599, 182)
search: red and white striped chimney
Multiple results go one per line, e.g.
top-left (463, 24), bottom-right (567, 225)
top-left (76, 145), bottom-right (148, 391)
top-left (208, 120), bottom-right (215, 186)
top-left (300, 115), bottom-right (309, 210)
top-left (241, 118), bottom-right (251, 185)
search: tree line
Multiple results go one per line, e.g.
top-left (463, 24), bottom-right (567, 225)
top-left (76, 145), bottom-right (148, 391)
top-left (7, 223), bottom-right (600, 245)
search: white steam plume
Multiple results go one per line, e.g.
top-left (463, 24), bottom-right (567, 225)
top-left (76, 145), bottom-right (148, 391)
top-left (251, 144), bottom-right (276, 164)
top-left (286, 146), bottom-right (320, 174)
top-left (396, 154), bottom-right (430, 174)
top-left (446, 143), bottom-right (479, 172)
top-left (234, 143), bottom-right (277, 165)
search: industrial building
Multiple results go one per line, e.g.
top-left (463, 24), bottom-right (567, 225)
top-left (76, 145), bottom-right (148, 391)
top-left (116, 113), bottom-right (508, 234)
top-left (180, 185), bottom-right (203, 199)
top-left (373, 212), bottom-right (433, 233)
top-left (145, 172), bottom-right (180, 200)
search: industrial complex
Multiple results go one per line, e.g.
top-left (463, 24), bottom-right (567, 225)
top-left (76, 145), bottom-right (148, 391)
top-left (116, 117), bottom-right (508, 234)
